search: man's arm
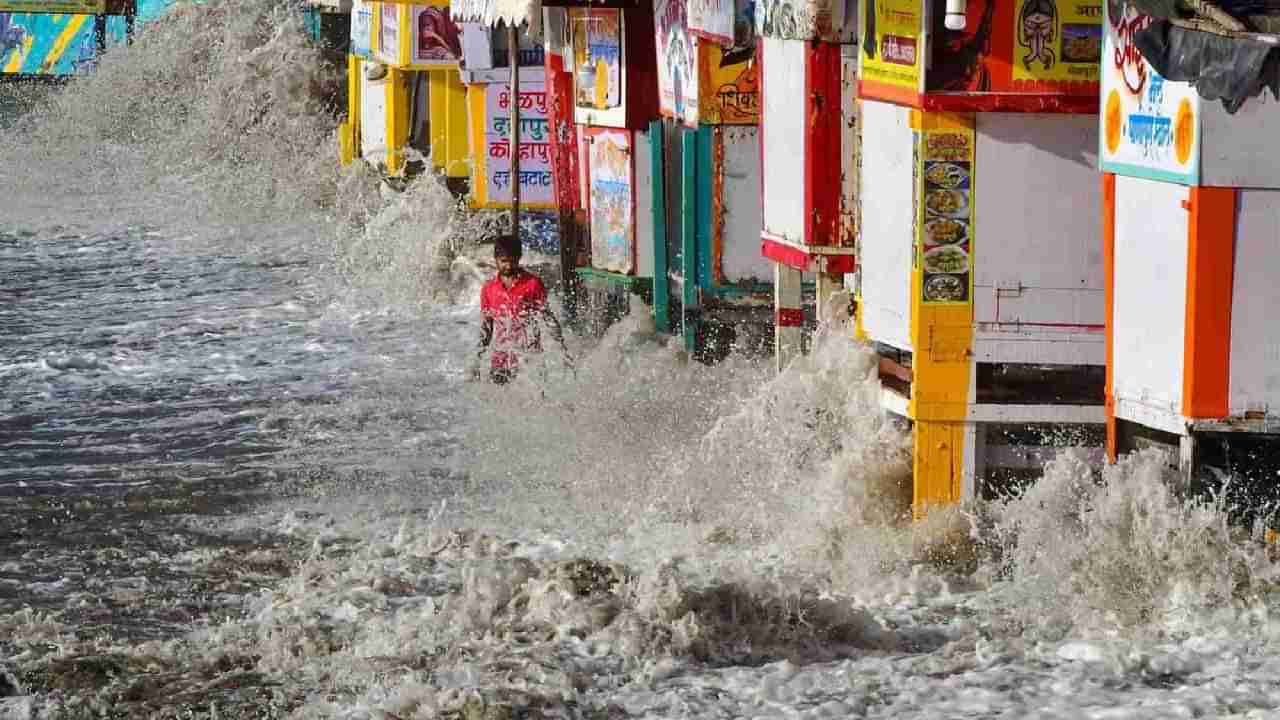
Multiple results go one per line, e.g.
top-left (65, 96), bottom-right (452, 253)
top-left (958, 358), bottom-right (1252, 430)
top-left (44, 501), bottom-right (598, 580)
top-left (478, 316), bottom-right (493, 357)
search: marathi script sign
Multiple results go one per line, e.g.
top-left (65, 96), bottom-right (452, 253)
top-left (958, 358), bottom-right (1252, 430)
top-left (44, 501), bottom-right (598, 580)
top-left (656, 0), bottom-right (699, 127)
top-left (588, 128), bottom-right (634, 274)
top-left (859, 0), bottom-right (921, 97)
top-left (1099, 0), bottom-right (1199, 184)
top-left (698, 43), bottom-right (758, 124)
top-left (483, 78), bottom-right (555, 207)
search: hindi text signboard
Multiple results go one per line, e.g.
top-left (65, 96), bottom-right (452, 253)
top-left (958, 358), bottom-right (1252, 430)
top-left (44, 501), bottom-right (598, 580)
top-left (477, 76), bottom-right (555, 208)
top-left (1099, 1), bottom-right (1199, 184)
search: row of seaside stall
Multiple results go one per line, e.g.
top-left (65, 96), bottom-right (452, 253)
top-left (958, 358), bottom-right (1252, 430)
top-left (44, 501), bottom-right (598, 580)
top-left (326, 0), bottom-right (1280, 519)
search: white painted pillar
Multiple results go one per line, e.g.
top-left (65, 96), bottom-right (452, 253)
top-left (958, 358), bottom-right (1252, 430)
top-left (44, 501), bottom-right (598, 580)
top-left (1178, 433), bottom-right (1198, 496)
top-left (774, 262), bottom-right (803, 373)
top-left (815, 272), bottom-right (841, 325)
top-left (961, 422), bottom-right (985, 503)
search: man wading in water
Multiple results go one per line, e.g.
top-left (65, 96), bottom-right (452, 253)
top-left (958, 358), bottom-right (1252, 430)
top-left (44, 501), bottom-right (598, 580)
top-left (472, 234), bottom-right (571, 384)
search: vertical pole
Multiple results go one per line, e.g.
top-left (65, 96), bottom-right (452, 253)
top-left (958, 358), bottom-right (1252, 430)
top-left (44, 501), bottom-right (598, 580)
top-left (774, 263), bottom-right (803, 372)
top-left (1178, 433), bottom-right (1198, 498)
top-left (680, 130), bottom-right (698, 353)
top-left (508, 23), bottom-right (521, 241)
top-left (126, 0), bottom-right (137, 42)
top-left (650, 119), bottom-right (670, 332)
top-left (815, 270), bottom-right (842, 327)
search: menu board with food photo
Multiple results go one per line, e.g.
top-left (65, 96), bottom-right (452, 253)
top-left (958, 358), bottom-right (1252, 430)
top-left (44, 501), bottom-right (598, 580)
top-left (918, 126), bottom-right (974, 305)
top-left (1010, 0), bottom-right (1103, 88)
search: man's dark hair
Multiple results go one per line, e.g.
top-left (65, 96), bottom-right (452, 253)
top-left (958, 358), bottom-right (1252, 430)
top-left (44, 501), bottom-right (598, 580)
top-left (494, 234), bottom-right (523, 259)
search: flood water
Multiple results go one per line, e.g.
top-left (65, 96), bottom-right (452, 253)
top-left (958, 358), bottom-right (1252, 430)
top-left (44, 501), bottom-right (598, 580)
top-left (4, 2), bottom-right (1280, 719)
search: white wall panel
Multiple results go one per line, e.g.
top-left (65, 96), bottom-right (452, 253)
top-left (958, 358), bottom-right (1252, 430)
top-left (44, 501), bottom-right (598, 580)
top-left (760, 37), bottom-right (807, 245)
top-left (634, 129), bottom-right (655, 279)
top-left (360, 64), bottom-right (388, 164)
top-left (1112, 175), bottom-right (1189, 417)
top-left (858, 100), bottom-right (915, 351)
top-left (973, 113), bottom-right (1103, 327)
top-left (721, 127), bottom-right (771, 284)
top-left (1230, 189), bottom-right (1280, 414)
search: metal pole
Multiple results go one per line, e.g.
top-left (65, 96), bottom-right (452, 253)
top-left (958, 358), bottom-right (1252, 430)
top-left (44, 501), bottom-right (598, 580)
top-left (507, 23), bottom-right (521, 241)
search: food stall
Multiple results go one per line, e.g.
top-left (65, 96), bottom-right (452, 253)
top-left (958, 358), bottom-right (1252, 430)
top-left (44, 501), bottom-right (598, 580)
top-left (1100, 1), bottom-right (1280, 511)
top-left (855, 0), bottom-right (1107, 514)
top-left (339, 0), bottom-right (468, 182)
top-left (756, 0), bottom-right (859, 370)
top-left (648, 0), bottom-right (772, 358)
top-left (536, 0), bottom-right (660, 332)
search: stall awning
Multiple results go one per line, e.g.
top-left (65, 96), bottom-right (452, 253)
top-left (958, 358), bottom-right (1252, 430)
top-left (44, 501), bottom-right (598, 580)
top-left (445, 0), bottom-right (542, 34)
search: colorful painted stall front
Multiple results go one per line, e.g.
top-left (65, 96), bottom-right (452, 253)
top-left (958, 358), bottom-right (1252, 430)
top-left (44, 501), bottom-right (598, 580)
top-left (537, 0), bottom-right (659, 331)
top-left (757, 0), bottom-right (859, 370)
top-left (855, 0), bottom-right (1107, 515)
top-left (649, 0), bottom-right (771, 357)
top-left (1101, 1), bottom-right (1280, 513)
top-left (339, 0), bottom-right (468, 180)
top-left (0, 0), bottom-right (161, 77)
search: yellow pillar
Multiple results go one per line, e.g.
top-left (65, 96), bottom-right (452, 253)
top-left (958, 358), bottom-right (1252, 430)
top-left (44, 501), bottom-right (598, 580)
top-left (444, 70), bottom-right (470, 179)
top-left (429, 71), bottom-right (449, 171)
top-left (339, 54), bottom-right (361, 166)
top-left (907, 111), bottom-right (976, 517)
top-left (467, 83), bottom-right (489, 205)
top-left (385, 66), bottom-right (412, 176)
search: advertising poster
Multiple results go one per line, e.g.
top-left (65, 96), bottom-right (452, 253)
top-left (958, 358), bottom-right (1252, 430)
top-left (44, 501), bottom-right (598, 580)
top-left (378, 3), bottom-right (399, 64)
top-left (698, 43), bottom-right (759, 124)
top-left (1099, 1), bottom-right (1199, 184)
top-left (1010, 0), bottom-right (1102, 90)
top-left (656, 0), bottom-right (699, 127)
top-left (571, 9), bottom-right (622, 110)
top-left (917, 125), bottom-right (974, 305)
top-left (412, 5), bottom-right (461, 65)
top-left (860, 0), bottom-right (921, 95)
top-left (482, 78), bottom-right (554, 207)
top-left (588, 129), bottom-right (634, 274)
top-left (350, 0), bottom-right (373, 58)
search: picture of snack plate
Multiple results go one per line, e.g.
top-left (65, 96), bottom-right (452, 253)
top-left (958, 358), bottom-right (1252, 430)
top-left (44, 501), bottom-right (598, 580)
top-left (925, 188), bottom-right (968, 218)
top-left (924, 217), bottom-right (967, 246)
top-left (923, 273), bottom-right (967, 303)
top-left (924, 245), bottom-right (969, 274)
top-left (924, 162), bottom-right (968, 189)
top-left (1062, 24), bottom-right (1102, 64)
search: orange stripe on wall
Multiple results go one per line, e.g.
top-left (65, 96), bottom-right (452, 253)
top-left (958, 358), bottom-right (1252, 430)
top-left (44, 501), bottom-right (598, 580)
top-left (1182, 186), bottom-right (1237, 420)
top-left (1102, 173), bottom-right (1117, 462)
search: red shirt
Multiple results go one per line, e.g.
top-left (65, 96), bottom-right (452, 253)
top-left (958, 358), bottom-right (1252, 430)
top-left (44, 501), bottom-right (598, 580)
top-left (480, 271), bottom-right (548, 369)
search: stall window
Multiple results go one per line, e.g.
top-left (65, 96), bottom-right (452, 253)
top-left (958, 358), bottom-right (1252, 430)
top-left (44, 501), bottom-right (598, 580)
top-left (571, 9), bottom-right (623, 111)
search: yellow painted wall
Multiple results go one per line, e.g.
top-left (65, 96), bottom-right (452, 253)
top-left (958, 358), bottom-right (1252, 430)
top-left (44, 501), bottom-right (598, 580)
top-left (443, 70), bottom-right (470, 178)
